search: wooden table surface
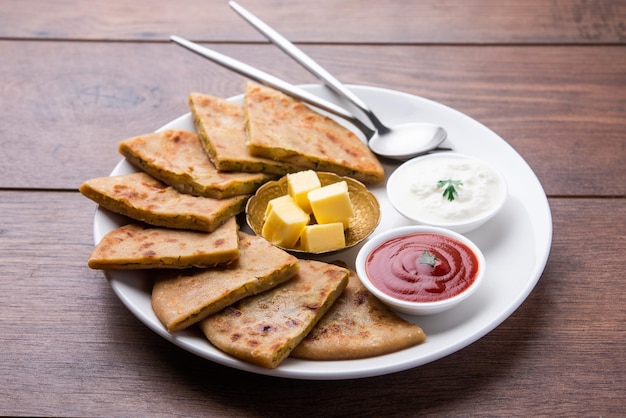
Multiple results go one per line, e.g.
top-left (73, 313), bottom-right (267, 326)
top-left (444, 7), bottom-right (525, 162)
top-left (1, 0), bottom-right (624, 416)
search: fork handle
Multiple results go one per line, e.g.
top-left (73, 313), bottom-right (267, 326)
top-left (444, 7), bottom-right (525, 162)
top-left (229, 1), bottom-right (387, 133)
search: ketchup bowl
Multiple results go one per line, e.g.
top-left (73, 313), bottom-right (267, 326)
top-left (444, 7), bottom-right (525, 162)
top-left (355, 225), bottom-right (486, 315)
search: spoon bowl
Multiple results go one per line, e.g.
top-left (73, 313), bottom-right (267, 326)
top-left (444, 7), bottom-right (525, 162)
top-left (369, 123), bottom-right (447, 160)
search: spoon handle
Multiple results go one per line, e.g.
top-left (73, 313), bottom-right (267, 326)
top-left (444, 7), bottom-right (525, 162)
top-left (229, 1), bottom-right (388, 133)
top-left (170, 35), bottom-right (374, 138)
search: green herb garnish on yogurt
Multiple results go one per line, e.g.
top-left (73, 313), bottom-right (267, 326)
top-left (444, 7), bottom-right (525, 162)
top-left (437, 179), bottom-right (463, 201)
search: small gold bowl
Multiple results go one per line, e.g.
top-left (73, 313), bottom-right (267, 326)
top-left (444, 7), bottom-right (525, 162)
top-left (246, 172), bottom-right (381, 254)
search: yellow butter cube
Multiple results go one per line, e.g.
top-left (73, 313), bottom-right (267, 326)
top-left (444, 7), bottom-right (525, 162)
top-left (261, 200), bottom-right (309, 248)
top-left (287, 170), bottom-right (321, 213)
top-left (308, 181), bottom-right (354, 228)
top-left (264, 194), bottom-right (297, 220)
top-left (300, 223), bottom-right (346, 253)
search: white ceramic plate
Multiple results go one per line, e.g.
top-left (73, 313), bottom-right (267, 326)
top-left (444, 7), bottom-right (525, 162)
top-left (93, 85), bottom-right (552, 380)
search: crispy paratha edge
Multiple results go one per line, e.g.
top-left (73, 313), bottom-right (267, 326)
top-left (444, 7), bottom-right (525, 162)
top-left (79, 175), bottom-right (249, 233)
top-left (154, 259), bottom-right (300, 333)
top-left (87, 219), bottom-right (241, 270)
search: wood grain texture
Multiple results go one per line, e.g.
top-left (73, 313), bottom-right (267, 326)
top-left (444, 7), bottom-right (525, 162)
top-left (2, 1), bottom-right (625, 416)
top-left (1, 0), bottom-right (625, 44)
top-left (1, 41), bottom-right (624, 195)
top-left (0, 193), bottom-right (623, 416)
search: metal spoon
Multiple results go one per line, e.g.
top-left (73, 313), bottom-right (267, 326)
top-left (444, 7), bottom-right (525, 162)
top-left (171, 35), bottom-right (376, 138)
top-left (229, 1), bottom-right (447, 160)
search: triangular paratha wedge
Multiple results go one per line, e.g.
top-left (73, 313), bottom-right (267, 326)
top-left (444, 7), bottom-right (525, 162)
top-left (291, 267), bottom-right (426, 360)
top-left (244, 83), bottom-right (385, 184)
top-left (152, 231), bottom-right (299, 333)
top-left (119, 129), bottom-right (273, 198)
top-left (189, 92), bottom-right (300, 175)
top-left (199, 259), bottom-right (349, 369)
top-left (79, 172), bottom-right (247, 232)
top-left (87, 216), bottom-right (240, 270)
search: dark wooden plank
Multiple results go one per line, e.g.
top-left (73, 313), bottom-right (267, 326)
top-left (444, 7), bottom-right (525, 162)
top-left (1, 41), bottom-right (624, 196)
top-left (1, 0), bottom-right (625, 44)
top-left (0, 193), bottom-right (623, 416)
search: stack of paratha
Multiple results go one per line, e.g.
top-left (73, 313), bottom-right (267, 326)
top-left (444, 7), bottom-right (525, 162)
top-left (119, 130), bottom-right (275, 199)
top-left (190, 82), bottom-right (385, 185)
top-left (80, 83), bottom-right (424, 369)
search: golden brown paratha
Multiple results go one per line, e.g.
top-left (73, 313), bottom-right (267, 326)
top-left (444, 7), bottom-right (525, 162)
top-left (200, 259), bottom-right (349, 368)
top-left (189, 92), bottom-right (300, 175)
top-left (87, 216), bottom-right (240, 270)
top-left (291, 268), bottom-right (426, 360)
top-left (118, 129), bottom-right (273, 198)
top-left (244, 82), bottom-right (385, 184)
top-left (151, 231), bottom-right (299, 333)
top-left (79, 172), bottom-right (247, 232)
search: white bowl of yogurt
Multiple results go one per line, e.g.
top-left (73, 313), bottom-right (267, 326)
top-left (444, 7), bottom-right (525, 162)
top-left (386, 152), bottom-right (507, 233)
